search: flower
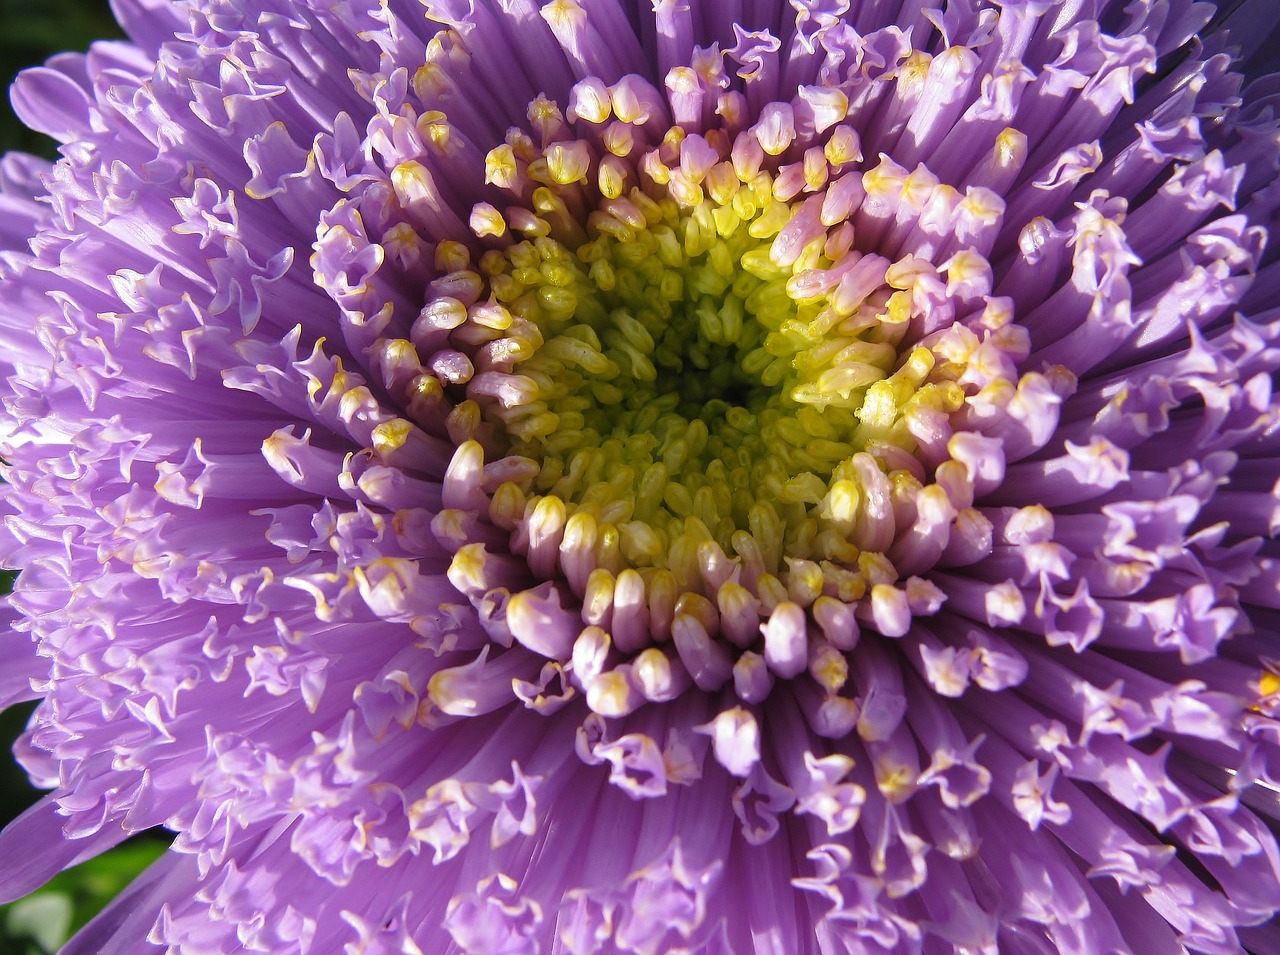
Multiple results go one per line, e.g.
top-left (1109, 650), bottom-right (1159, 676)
top-left (2, 0), bottom-right (1280, 951)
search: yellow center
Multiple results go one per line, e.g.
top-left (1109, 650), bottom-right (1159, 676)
top-left (398, 76), bottom-right (1058, 683)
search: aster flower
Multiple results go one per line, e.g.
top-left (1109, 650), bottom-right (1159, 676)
top-left (3, 0), bottom-right (1280, 951)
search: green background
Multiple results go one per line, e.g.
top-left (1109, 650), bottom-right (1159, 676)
top-left (1, 3), bottom-right (168, 952)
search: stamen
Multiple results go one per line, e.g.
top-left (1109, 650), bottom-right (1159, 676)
top-left (392, 75), bottom-right (1045, 717)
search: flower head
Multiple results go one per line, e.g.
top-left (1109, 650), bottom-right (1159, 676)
top-left (3, 0), bottom-right (1280, 952)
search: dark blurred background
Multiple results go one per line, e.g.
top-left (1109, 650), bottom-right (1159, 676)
top-left (1, 2), bottom-right (168, 952)
top-left (1, 0), bottom-right (124, 155)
